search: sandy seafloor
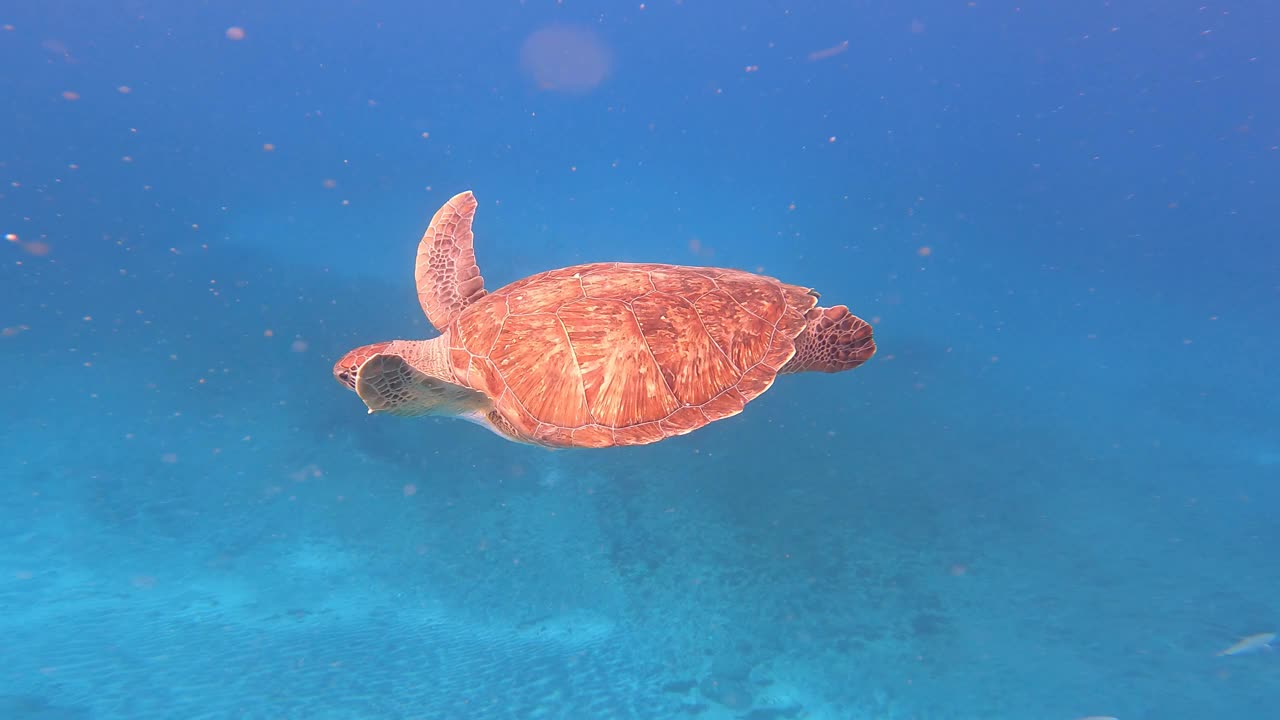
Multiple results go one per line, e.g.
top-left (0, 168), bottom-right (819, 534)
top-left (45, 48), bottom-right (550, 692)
top-left (1, 214), bottom-right (1276, 720)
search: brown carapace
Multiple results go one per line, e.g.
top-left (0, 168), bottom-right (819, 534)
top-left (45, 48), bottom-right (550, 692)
top-left (334, 191), bottom-right (876, 448)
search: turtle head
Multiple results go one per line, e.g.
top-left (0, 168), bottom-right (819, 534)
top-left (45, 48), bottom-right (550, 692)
top-left (333, 341), bottom-right (392, 391)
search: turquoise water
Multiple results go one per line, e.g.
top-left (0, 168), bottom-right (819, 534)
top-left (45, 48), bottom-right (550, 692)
top-left (2, 2), bottom-right (1278, 719)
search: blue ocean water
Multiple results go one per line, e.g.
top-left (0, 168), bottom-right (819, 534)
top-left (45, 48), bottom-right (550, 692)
top-left (2, 1), bottom-right (1277, 718)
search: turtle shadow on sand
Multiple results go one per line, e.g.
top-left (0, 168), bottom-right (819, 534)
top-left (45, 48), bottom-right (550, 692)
top-left (668, 652), bottom-right (801, 719)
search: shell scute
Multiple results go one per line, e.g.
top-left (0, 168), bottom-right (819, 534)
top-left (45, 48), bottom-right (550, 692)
top-left (489, 313), bottom-right (593, 427)
top-left (569, 425), bottom-right (615, 449)
top-left (630, 292), bottom-right (738, 406)
top-left (692, 290), bottom-right (774, 372)
top-left (456, 293), bottom-right (510, 356)
top-left (505, 274), bottom-right (585, 314)
top-left (615, 421), bottom-right (666, 446)
top-left (659, 406), bottom-right (708, 437)
top-left (493, 391), bottom-right (540, 440)
top-left (700, 387), bottom-right (748, 421)
top-left (738, 364), bottom-right (780, 399)
top-left (449, 347), bottom-right (473, 384)
top-left (533, 424), bottom-right (576, 447)
top-left (713, 272), bottom-right (787, 324)
top-left (581, 268), bottom-right (653, 300)
top-left (649, 266), bottom-right (718, 297)
top-left (557, 297), bottom-right (679, 427)
top-left (470, 357), bottom-right (505, 399)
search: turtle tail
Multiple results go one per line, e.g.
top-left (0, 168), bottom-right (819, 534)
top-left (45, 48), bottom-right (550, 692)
top-left (780, 305), bottom-right (876, 374)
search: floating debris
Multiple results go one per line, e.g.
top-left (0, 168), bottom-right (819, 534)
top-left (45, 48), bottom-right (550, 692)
top-left (1216, 632), bottom-right (1275, 656)
top-left (807, 40), bottom-right (849, 62)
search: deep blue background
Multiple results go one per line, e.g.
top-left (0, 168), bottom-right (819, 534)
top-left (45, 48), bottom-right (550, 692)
top-left (2, 2), bottom-right (1277, 719)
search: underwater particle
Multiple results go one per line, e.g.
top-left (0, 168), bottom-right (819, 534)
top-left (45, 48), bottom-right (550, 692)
top-left (917, 246), bottom-right (932, 257)
top-left (322, 178), bottom-right (337, 189)
top-left (911, 19), bottom-right (926, 33)
top-left (263, 328), bottom-right (274, 337)
top-left (61, 90), bottom-right (80, 101)
top-left (22, 241), bottom-right (51, 256)
top-left (225, 26), bottom-right (246, 41)
top-left (262, 142), bottom-right (275, 152)
top-left (403, 484), bottom-right (418, 497)
top-left (828, 136), bottom-right (836, 143)
top-left (160, 453), bottom-right (178, 463)
top-left (807, 40), bottom-right (849, 62)
top-left (289, 463), bottom-right (324, 481)
top-left (520, 24), bottom-right (612, 93)
top-left (744, 64), bottom-right (759, 73)
top-left (117, 85), bottom-right (132, 94)
top-left (1216, 632), bottom-right (1275, 656)
top-left (290, 339), bottom-right (308, 352)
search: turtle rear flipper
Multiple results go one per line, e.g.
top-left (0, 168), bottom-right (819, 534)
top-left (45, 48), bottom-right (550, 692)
top-left (356, 353), bottom-right (487, 417)
top-left (781, 305), bottom-right (876, 374)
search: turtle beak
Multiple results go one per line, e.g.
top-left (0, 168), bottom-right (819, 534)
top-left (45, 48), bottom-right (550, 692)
top-left (334, 342), bottom-right (392, 393)
top-left (332, 356), bottom-right (360, 391)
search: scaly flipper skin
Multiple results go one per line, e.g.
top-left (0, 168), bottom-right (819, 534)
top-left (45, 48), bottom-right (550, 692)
top-left (780, 305), bottom-right (877, 374)
top-left (355, 352), bottom-right (488, 418)
top-left (415, 191), bottom-right (487, 331)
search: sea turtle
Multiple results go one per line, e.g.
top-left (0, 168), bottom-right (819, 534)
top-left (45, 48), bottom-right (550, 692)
top-left (333, 191), bottom-right (876, 448)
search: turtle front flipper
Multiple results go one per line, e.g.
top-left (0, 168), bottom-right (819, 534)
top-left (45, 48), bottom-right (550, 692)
top-left (415, 190), bottom-right (487, 331)
top-left (355, 352), bottom-right (488, 418)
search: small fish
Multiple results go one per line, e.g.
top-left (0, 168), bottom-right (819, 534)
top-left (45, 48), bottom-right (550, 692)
top-left (1216, 632), bottom-right (1276, 656)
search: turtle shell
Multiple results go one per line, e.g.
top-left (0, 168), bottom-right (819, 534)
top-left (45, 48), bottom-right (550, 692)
top-left (445, 262), bottom-right (818, 448)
